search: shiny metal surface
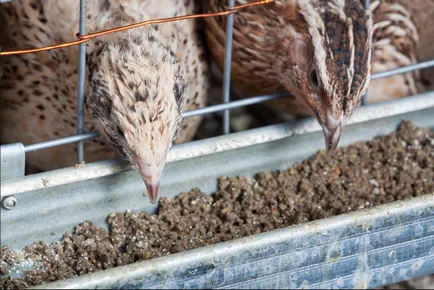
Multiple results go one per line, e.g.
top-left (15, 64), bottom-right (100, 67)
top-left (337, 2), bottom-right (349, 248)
top-left (1, 107), bottom-right (433, 289)
top-left (33, 194), bottom-right (434, 289)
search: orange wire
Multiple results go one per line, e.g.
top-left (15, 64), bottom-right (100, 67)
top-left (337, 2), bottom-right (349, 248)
top-left (0, 39), bottom-right (88, 56)
top-left (77, 11), bottom-right (236, 40)
top-left (0, 0), bottom-right (274, 56)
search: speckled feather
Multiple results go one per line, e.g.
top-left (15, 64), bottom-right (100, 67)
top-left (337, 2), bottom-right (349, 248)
top-left (205, 0), bottom-right (373, 123)
top-left (204, 0), bottom-right (420, 117)
top-left (0, 0), bottom-right (209, 172)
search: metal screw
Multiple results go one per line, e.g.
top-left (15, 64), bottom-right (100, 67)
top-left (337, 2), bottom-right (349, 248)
top-left (2, 196), bottom-right (18, 210)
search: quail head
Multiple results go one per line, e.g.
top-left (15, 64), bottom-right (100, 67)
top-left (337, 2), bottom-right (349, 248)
top-left (0, 0), bottom-right (209, 203)
top-left (204, 0), bottom-right (373, 150)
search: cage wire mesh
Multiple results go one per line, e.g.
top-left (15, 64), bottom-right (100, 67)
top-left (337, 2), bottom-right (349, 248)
top-left (1, 0), bottom-right (433, 167)
top-left (1, 0), bottom-right (434, 212)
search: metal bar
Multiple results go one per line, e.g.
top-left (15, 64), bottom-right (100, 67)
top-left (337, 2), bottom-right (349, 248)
top-left (76, 0), bottom-right (87, 164)
top-left (362, 0), bottom-right (370, 106)
top-left (24, 132), bottom-right (99, 153)
top-left (371, 59), bottom-right (434, 80)
top-left (23, 93), bottom-right (288, 152)
top-left (183, 92), bottom-right (288, 118)
top-left (5, 91), bottom-right (433, 198)
top-left (19, 59), bottom-right (434, 153)
top-left (222, 0), bottom-right (235, 135)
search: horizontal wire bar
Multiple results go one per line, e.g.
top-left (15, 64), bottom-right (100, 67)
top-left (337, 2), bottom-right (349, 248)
top-left (24, 132), bottom-right (100, 153)
top-left (24, 92), bottom-right (289, 152)
top-left (184, 92), bottom-right (289, 118)
top-left (22, 59), bottom-right (434, 153)
top-left (371, 60), bottom-right (434, 80)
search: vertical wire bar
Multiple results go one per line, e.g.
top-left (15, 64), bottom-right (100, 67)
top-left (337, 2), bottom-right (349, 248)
top-left (77, 0), bottom-right (87, 164)
top-left (362, 0), bottom-right (370, 106)
top-left (222, 0), bottom-right (235, 134)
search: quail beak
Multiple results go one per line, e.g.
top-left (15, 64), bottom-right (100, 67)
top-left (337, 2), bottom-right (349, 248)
top-left (144, 179), bottom-right (160, 204)
top-left (321, 122), bottom-right (342, 151)
top-left (319, 113), bottom-right (344, 152)
top-left (135, 160), bottom-right (163, 204)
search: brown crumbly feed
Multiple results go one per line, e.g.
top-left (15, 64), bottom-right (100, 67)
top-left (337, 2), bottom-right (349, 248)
top-left (1, 120), bottom-right (433, 289)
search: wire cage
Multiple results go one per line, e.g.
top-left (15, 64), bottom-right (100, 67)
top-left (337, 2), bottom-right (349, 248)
top-left (1, 0), bottom-right (434, 288)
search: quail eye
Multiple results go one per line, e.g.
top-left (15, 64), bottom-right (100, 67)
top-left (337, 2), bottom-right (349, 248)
top-left (310, 69), bottom-right (320, 90)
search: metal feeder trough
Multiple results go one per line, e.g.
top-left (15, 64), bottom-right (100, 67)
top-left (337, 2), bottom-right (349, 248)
top-left (1, 93), bottom-right (434, 289)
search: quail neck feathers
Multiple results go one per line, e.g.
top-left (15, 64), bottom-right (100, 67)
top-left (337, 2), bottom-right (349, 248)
top-left (204, 0), bottom-right (374, 151)
top-left (0, 0), bottom-right (209, 203)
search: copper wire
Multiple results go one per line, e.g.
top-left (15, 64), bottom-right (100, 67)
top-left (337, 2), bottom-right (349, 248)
top-left (0, 0), bottom-right (274, 56)
top-left (225, 0), bottom-right (273, 10)
top-left (0, 39), bottom-right (88, 56)
top-left (76, 11), bottom-right (235, 40)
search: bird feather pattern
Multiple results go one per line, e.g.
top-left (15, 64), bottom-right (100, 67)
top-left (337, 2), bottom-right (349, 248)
top-left (203, 0), bottom-right (420, 150)
top-left (1, 0), bottom-right (210, 202)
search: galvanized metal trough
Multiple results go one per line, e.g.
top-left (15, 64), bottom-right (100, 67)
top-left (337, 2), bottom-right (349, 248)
top-left (1, 93), bottom-right (433, 289)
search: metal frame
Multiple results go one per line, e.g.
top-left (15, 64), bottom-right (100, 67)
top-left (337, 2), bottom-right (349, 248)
top-left (1, 0), bottom-right (434, 288)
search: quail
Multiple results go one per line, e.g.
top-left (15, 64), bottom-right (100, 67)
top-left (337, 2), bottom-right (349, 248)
top-left (0, 0), bottom-right (210, 203)
top-left (204, 0), bottom-right (423, 150)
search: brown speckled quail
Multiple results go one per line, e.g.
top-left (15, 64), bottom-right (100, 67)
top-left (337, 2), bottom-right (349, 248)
top-left (204, 0), bottom-right (423, 150)
top-left (0, 0), bottom-right (210, 203)
top-left (204, 0), bottom-right (374, 151)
